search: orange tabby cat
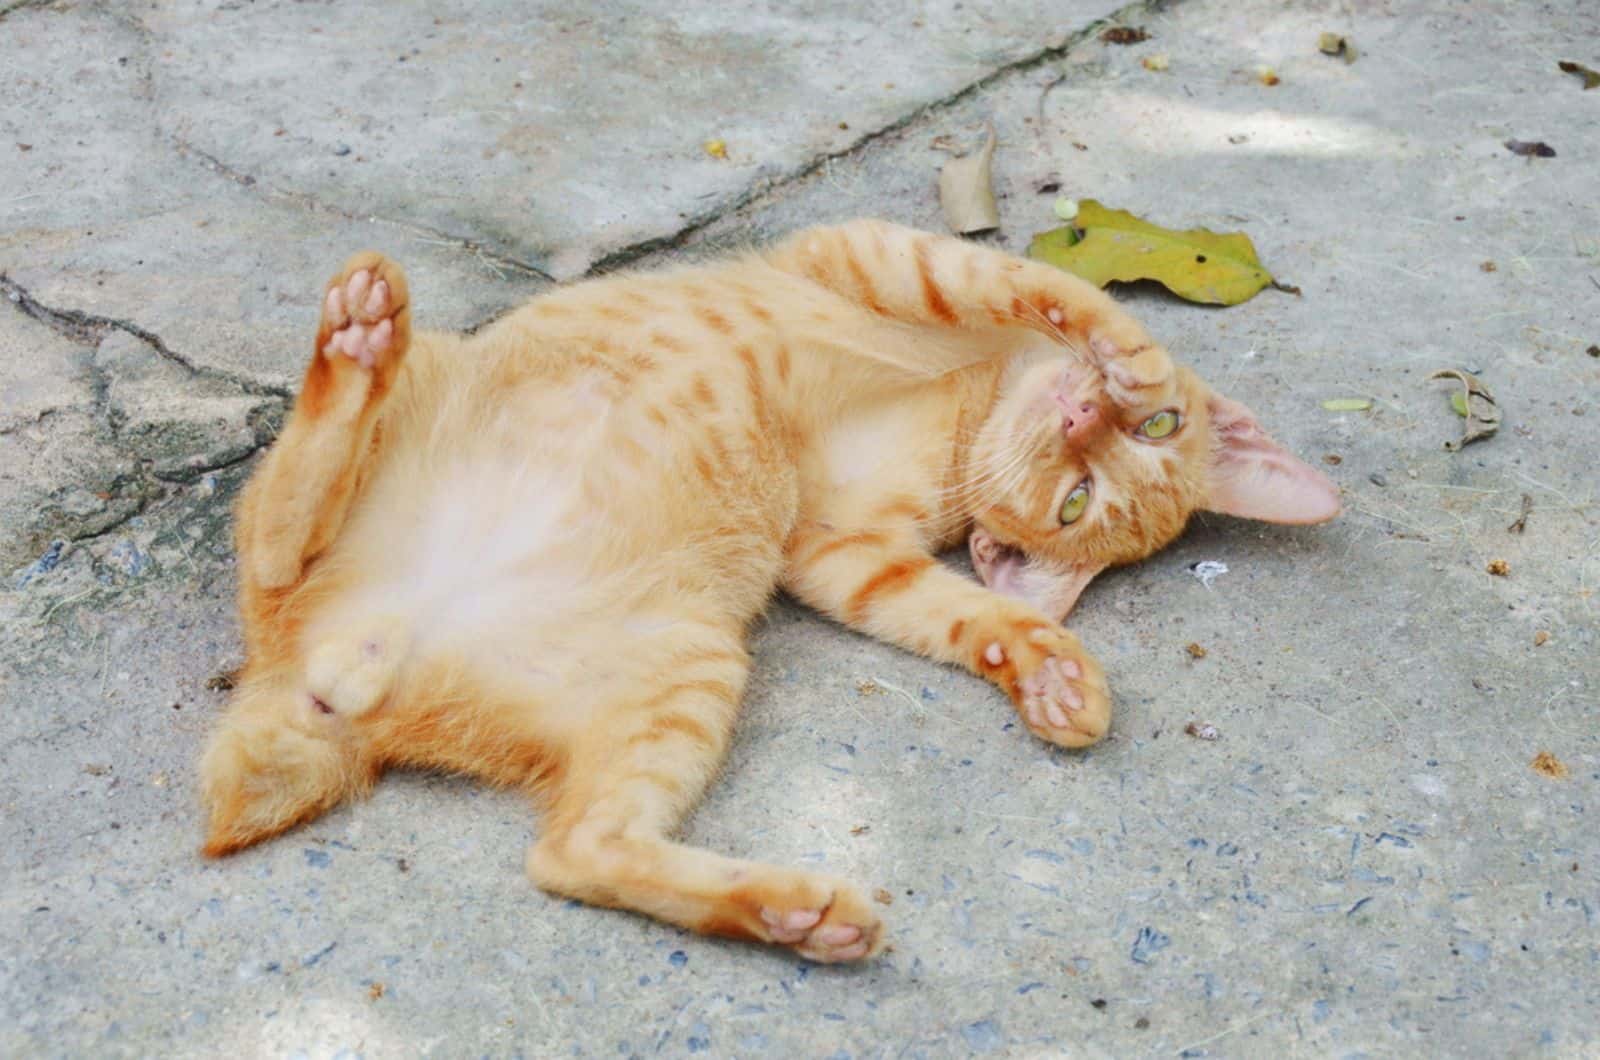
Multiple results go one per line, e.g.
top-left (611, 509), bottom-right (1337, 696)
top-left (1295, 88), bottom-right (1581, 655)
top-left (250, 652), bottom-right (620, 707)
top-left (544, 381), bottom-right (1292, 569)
top-left (200, 220), bottom-right (1338, 962)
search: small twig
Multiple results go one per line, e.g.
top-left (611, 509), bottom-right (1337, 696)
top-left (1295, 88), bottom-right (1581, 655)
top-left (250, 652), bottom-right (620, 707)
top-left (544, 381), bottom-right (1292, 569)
top-left (1507, 493), bottom-right (1533, 534)
top-left (1176, 1009), bottom-right (1278, 1054)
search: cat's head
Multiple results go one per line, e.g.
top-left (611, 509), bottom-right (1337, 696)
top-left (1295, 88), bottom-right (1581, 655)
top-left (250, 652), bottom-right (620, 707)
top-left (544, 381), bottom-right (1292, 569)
top-left (965, 336), bottom-right (1339, 619)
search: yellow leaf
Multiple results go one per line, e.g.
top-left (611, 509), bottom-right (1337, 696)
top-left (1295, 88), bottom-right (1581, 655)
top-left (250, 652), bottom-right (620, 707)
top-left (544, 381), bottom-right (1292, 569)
top-left (1027, 200), bottom-right (1276, 305)
top-left (703, 139), bottom-right (728, 159)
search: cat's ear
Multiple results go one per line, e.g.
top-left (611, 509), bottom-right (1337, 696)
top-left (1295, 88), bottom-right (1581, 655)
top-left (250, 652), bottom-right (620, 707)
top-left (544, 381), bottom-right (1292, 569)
top-left (1203, 392), bottom-right (1341, 524)
top-left (970, 528), bottom-right (1103, 621)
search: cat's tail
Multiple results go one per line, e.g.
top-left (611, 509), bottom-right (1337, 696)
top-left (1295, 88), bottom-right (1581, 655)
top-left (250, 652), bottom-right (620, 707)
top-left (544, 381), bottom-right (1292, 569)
top-left (199, 672), bottom-right (376, 857)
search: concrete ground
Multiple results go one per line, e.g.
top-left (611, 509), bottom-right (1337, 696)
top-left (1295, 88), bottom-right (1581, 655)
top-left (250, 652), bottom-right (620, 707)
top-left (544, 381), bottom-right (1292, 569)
top-left (3, 0), bottom-right (1597, 1054)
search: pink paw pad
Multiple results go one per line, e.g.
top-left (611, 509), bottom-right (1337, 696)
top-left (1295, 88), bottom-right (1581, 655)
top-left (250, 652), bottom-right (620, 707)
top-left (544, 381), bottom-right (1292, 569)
top-left (760, 906), bottom-right (873, 962)
top-left (1021, 656), bottom-right (1086, 731)
top-left (760, 907), bottom-right (821, 944)
top-left (322, 270), bottom-right (395, 368)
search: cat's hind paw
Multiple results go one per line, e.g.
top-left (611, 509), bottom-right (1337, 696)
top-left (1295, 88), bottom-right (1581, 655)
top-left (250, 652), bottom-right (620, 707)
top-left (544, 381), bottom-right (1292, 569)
top-left (724, 875), bottom-right (885, 963)
top-left (762, 885), bottom-right (884, 963)
top-left (317, 252), bottom-right (411, 377)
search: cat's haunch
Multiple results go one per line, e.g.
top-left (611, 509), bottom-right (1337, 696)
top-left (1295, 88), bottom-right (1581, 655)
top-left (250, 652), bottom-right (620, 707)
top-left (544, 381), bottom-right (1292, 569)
top-left (199, 220), bottom-right (1338, 962)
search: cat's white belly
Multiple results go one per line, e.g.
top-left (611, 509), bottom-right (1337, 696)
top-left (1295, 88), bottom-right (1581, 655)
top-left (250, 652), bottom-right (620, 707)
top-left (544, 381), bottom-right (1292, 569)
top-left (324, 456), bottom-right (594, 664)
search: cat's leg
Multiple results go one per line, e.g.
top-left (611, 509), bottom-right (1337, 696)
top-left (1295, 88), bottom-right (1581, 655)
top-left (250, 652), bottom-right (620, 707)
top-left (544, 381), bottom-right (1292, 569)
top-left (237, 252), bottom-right (411, 593)
top-left (765, 219), bottom-right (1156, 361)
top-left (785, 529), bottom-right (1109, 748)
top-left (526, 628), bottom-right (885, 962)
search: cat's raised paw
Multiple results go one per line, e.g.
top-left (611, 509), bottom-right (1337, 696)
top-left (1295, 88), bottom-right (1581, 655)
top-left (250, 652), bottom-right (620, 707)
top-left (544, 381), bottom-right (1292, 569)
top-left (317, 252), bottom-right (411, 375)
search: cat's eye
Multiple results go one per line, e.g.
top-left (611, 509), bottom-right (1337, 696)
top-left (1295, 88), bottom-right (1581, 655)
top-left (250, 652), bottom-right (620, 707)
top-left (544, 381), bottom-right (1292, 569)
top-left (1059, 481), bottom-right (1091, 525)
top-left (1137, 409), bottom-right (1181, 439)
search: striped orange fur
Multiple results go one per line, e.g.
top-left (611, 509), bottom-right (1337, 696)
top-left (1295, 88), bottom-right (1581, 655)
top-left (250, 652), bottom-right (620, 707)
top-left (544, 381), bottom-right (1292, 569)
top-left (199, 221), bottom-right (1339, 962)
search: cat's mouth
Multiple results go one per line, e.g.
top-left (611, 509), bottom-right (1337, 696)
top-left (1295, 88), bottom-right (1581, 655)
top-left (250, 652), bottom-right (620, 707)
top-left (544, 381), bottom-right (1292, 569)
top-left (967, 526), bottom-right (1029, 595)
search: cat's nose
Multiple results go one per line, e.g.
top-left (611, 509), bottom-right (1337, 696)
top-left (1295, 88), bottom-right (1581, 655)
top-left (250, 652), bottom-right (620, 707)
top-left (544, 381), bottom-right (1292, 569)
top-left (1061, 401), bottom-right (1103, 444)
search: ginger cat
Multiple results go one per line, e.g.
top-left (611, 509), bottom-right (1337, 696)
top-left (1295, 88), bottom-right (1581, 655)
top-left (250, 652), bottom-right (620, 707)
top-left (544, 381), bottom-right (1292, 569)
top-left (199, 220), bottom-right (1338, 962)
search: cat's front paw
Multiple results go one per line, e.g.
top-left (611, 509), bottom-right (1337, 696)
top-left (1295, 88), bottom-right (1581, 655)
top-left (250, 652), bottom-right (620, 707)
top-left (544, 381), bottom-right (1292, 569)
top-left (981, 625), bottom-right (1110, 748)
top-left (1101, 345), bottom-right (1175, 408)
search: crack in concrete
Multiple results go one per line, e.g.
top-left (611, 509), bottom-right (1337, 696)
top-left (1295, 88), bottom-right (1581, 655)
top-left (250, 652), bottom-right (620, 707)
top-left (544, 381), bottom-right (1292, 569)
top-left (0, 0), bottom-right (52, 24)
top-left (587, 0), bottom-right (1177, 274)
top-left (2, 272), bottom-right (281, 551)
top-left (0, 271), bottom-right (292, 400)
top-left (170, 137), bottom-right (558, 284)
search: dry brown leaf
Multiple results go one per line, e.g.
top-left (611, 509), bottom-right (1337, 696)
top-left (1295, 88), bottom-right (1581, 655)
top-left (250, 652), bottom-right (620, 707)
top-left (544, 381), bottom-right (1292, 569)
top-left (1429, 369), bottom-right (1500, 451)
top-left (1185, 642), bottom-right (1207, 660)
top-left (1504, 139), bottom-right (1556, 158)
top-left (1558, 60), bottom-right (1600, 89)
top-left (1318, 32), bottom-right (1358, 63)
top-left (1100, 26), bottom-right (1149, 45)
top-left (1486, 559), bottom-right (1510, 577)
top-left (1533, 630), bottom-right (1551, 646)
top-left (938, 125), bottom-right (999, 235)
top-left (1531, 751), bottom-right (1569, 779)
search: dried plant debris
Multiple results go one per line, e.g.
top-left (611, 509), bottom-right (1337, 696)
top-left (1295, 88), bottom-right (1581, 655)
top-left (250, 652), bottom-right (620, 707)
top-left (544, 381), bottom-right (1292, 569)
top-left (1533, 630), bottom-right (1551, 647)
top-left (1256, 66), bottom-right (1281, 86)
top-left (1507, 493), bottom-right (1532, 534)
top-left (938, 125), bottom-right (999, 235)
top-left (1429, 369), bottom-right (1500, 450)
top-left (1185, 642), bottom-right (1207, 660)
top-left (1558, 60), bottom-right (1600, 90)
top-left (1318, 32), bottom-right (1358, 63)
top-left (1029, 201), bottom-right (1275, 305)
top-left (1141, 54), bottom-right (1170, 72)
top-left (1531, 751), bottom-right (1569, 779)
top-left (703, 139), bottom-right (728, 159)
top-left (873, 887), bottom-right (895, 905)
top-left (1486, 559), bottom-right (1510, 577)
top-left (1184, 721), bottom-right (1221, 741)
top-left (1321, 397), bottom-right (1373, 412)
top-left (1100, 26), bottom-right (1150, 45)
top-left (1504, 139), bottom-right (1556, 158)
top-left (1588, 344), bottom-right (1599, 358)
